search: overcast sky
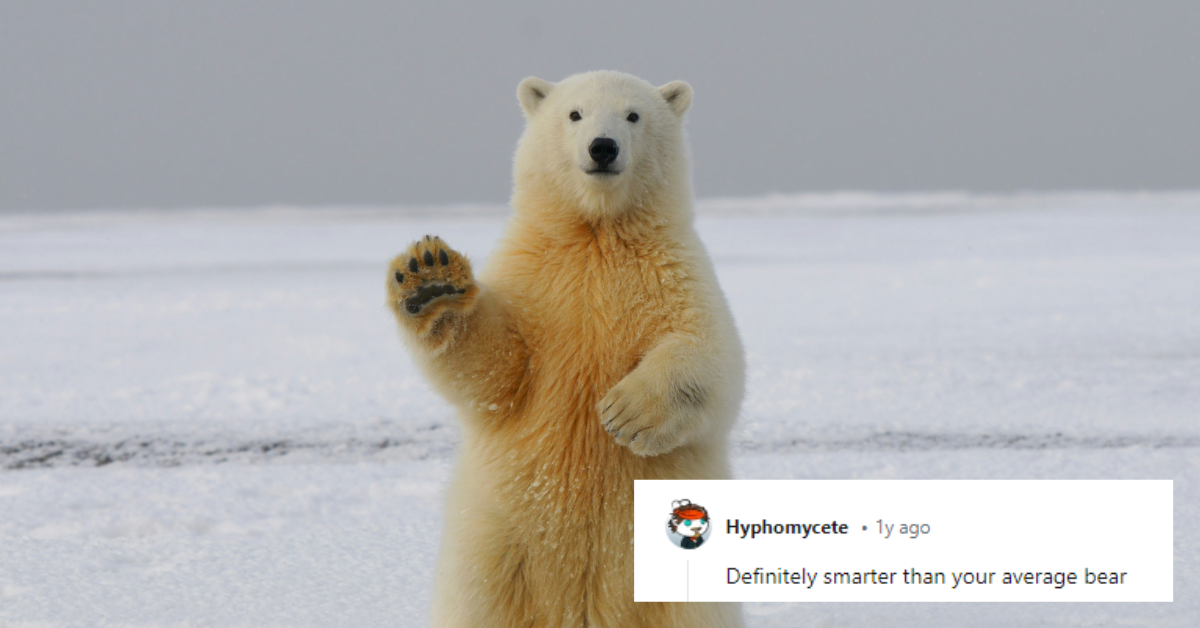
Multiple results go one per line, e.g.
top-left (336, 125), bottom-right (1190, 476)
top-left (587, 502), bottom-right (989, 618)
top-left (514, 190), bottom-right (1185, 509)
top-left (2, 1), bottom-right (1198, 210)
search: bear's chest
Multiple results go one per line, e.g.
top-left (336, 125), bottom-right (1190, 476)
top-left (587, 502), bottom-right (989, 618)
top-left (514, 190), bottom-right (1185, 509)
top-left (517, 240), bottom-right (685, 375)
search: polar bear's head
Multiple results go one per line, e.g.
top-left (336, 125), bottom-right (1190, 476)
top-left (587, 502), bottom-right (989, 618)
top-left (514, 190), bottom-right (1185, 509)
top-left (513, 71), bottom-right (693, 220)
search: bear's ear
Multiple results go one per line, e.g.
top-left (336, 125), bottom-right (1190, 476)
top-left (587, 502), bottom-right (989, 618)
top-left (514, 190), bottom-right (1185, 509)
top-left (517, 77), bottom-right (555, 117)
top-left (658, 81), bottom-right (693, 117)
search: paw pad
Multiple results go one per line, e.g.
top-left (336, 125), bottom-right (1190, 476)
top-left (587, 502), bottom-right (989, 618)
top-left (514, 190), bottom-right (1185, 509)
top-left (405, 283), bottom-right (466, 314)
top-left (389, 235), bottom-right (474, 318)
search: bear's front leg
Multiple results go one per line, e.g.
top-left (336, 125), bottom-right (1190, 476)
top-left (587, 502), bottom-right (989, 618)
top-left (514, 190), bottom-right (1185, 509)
top-left (387, 235), bottom-right (479, 346)
top-left (597, 333), bottom-right (728, 457)
top-left (388, 236), bottom-right (531, 422)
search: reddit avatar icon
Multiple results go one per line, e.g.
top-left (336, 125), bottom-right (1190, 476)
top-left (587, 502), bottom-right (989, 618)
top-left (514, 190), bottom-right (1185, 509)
top-left (668, 499), bottom-right (711, 549)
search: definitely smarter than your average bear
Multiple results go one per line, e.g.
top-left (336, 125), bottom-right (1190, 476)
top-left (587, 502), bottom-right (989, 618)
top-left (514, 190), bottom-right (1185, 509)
top-left (387, 71), bottom-right (744, 628)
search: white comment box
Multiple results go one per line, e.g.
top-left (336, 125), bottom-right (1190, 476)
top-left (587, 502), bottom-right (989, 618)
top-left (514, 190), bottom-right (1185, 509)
top-left (635, 480), bottom-right (1172, 602)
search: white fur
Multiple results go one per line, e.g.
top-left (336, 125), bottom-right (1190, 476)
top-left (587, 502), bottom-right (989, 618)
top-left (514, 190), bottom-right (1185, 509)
top-left (514, 71), bottom-right (694, 222)
top-left (401, 71), bottom-right (744, 627)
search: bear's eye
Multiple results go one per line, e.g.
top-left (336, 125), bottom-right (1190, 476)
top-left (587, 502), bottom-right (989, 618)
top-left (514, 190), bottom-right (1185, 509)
top-left (683, 520), bottom-right (691, 526)
top-left (627, 112), bottom-right (639, 123)
top-left (569, 111), bottom-right (581, 122)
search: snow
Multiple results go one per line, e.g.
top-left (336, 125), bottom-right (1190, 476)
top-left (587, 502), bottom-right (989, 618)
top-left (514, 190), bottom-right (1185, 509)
top-left (1, 193), bottom-right (1197, 626)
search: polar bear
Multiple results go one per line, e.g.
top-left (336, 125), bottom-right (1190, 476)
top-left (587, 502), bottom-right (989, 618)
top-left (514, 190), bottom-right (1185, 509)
top-left (387, 71), bottom-right (744, 628)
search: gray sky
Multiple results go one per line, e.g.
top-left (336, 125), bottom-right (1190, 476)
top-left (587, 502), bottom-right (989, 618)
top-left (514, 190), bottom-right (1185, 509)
top-left (3, 1), bottom-right (1198, 210)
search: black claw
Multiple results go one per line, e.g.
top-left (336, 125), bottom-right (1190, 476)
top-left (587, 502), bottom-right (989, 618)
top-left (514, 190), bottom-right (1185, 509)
top-left (408, 258), bottom-right (419, 273)
top-left (423, 251), bottom-right (434, 266)
top-left (438, 249), bottom-right (449, 266)
top-left (394, 271), bottom-right (404, 283)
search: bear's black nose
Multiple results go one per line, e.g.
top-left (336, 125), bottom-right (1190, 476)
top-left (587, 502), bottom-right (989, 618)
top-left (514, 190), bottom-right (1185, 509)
top-left (588, 137), bottom-right (619, 168)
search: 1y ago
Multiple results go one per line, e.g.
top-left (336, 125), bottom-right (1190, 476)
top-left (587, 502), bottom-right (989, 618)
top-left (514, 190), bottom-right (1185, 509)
top-left (878, 519), bottom-right (931, 539)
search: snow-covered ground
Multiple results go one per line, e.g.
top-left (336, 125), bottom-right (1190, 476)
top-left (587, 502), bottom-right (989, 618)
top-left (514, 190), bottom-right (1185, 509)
top-left (1, 193), bottom-right (1197, 626)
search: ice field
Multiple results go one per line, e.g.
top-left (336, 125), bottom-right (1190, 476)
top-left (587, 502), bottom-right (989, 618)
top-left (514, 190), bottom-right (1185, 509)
top-left (1, 193), bottom-right (1198, 626)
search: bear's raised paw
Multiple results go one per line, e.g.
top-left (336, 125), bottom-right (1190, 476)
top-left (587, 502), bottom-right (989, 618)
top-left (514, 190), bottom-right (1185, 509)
top-left (388, 235), bottom-right (476, 319)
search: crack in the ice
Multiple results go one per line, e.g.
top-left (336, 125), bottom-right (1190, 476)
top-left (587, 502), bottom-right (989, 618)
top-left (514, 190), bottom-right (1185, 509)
top-left (1, 434), bottom-right (454, 470)
top-left (735, 431), bottom-right (1200, 455)
top-left (2, 430), bottom-right (1196, 470)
